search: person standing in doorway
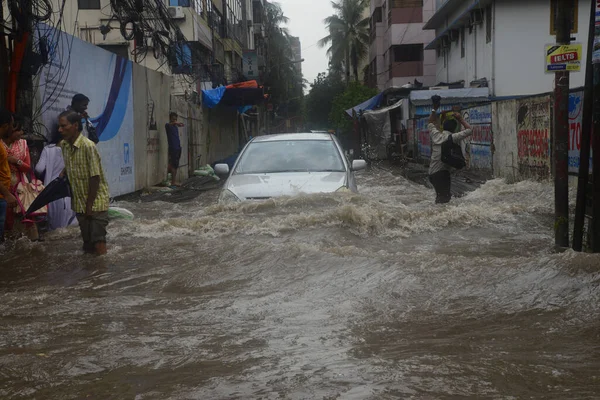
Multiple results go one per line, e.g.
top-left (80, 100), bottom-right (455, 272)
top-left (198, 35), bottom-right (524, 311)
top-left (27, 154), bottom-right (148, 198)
top-left (58, 110), bottom-right (110, 255)
top-left (165, 112), bottom-right (184, 188)
top-left (428, 98), bottom-right (473, 204)
top-left (0, 109), bottom-right (17, 243)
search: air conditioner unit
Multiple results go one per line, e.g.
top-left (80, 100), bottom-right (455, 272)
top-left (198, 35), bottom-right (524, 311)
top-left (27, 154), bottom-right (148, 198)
top-left (168, 6), bottom-right (185, 20)
top-left (471, 9), bottom-right (483, 26)
top-left (449, 29), bottom-right (459, 42)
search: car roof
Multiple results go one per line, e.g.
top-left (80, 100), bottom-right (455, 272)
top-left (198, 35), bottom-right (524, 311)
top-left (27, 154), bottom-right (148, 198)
top-left (252, 133), bottom-right (333, 142)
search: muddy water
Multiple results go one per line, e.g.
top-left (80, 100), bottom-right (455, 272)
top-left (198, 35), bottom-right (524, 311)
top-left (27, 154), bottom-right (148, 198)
top-left (1, 168), bottom-right (599, 399)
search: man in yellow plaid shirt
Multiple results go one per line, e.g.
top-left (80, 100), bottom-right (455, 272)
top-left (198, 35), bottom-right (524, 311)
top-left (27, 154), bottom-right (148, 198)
top-left (58, 110), bottom-right (110, 255)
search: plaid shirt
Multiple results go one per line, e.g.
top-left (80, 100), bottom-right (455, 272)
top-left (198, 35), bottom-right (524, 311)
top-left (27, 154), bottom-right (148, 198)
top-left (61, 134), bottom-right (109, 213)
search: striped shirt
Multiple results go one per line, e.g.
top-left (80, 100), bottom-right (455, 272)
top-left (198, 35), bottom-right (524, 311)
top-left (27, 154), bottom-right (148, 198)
top-left (61, 134), bottom-right (109, 213)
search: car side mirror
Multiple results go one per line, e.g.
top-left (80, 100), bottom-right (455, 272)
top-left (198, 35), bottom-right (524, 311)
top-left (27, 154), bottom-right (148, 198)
top-left (352, 160), bottom-right (367, 171)
top-left (214, 164), bottom-right (230, 175)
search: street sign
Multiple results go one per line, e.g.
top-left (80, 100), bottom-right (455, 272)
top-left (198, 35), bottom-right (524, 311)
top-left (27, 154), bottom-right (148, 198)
top-left (243, 50), bottom-right (258, 79)
top-left (545, 44), bottom-right (583, 73)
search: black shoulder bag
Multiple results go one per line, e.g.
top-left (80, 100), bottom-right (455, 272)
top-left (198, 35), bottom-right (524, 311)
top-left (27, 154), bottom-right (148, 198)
top-left (441, 134), bottom-right (466, 170)
top-left (86, 120), bottom-right (100, 144)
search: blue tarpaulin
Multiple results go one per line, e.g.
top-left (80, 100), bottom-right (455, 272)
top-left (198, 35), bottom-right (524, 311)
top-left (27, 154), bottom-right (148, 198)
top-left (202, 86), bottom-right (227, 109)
top-left (345, 93), bottom-right (384, 117)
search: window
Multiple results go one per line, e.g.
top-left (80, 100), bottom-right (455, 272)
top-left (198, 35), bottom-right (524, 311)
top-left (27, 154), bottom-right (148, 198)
top-left (550, 0), bottom-right (578, 34)
top-left (226, 0), bottom-right (243, 42)
top-left (388, 0), bottom-right (423, 8)
top-left (235, 141), bottom-right (346, 174)
top-left (78, 0), bottom-right (100, 9)
top-left (374, 7), bottom-right (383, 23)
top-left (170, 0), bottom-right (191, 5)
top-left (486, 5), bottom-right (492, 43)
top-left (169, 42), bottom-right (193, 74)
top-left (461, 26), bottom-right (465, 58)
top-left (392, 44), bottom-right (423, 62)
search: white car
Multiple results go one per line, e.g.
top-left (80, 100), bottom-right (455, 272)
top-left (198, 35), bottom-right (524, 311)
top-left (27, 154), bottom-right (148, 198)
top-left (216, 133), bottom-right (367, 203)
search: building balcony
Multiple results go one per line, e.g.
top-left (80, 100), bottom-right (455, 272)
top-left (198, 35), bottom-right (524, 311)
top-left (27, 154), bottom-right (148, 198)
top-left (389, 7), bottom-right (423, 24)
top-left (389, 61), bottom-right (423, 79)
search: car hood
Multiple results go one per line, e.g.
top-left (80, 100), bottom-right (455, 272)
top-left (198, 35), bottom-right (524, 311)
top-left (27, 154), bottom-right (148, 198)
top-left (225, 172), bottom-right (347, 200)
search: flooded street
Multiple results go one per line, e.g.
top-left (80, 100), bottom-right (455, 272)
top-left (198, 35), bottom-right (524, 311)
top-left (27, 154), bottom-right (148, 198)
top-left (1, 168), bottom-right (600, 399)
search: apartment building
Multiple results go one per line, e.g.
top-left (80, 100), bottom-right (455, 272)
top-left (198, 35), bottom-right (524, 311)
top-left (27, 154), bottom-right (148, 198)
top-left (424, 0), bottom-right (590, 97)
top-left (367, 0), bottom-right (436, 91)
top-left (47, 0), bottom-right (260, 93)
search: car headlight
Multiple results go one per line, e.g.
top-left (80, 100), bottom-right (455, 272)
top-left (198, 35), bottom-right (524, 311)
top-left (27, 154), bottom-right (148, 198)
top-left (218, 189), bottom-right (242, 204)
top-left (336, 186), bottom-right (350, 193)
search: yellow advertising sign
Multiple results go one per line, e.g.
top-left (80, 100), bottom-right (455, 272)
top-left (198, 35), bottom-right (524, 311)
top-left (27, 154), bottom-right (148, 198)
top-left (545, 44), bottom-right (583, 73)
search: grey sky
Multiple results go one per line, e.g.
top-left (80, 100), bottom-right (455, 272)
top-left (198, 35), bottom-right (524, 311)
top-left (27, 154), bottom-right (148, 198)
top-left (278, 0), bottom-right (334, 87)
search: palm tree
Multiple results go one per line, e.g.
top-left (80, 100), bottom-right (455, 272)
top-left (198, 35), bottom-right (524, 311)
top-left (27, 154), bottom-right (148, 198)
top-left (318, 0), bottom-right (370, 84)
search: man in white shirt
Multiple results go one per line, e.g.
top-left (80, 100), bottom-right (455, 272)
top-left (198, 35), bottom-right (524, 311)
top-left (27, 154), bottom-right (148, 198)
top-left (427, 106), bottom-right (473, 204)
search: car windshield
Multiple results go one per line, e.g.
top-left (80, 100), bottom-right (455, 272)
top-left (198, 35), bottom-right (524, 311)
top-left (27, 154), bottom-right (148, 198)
top-left (234, 140), bottom-right (346, 174)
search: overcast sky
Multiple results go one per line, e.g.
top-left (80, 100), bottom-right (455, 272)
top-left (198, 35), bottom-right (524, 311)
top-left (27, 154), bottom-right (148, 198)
top-left (278, 0), bottom-right (334, 88)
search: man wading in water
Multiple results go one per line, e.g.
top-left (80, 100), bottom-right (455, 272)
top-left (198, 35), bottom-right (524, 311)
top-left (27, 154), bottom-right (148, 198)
top-left (59, 110), bottom-right (110, 255)
top-left (427, 96), bottom-right (473, 204)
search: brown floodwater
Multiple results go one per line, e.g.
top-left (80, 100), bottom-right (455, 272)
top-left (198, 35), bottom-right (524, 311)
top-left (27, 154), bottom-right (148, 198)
top-left (1, 167), bottom-right (599, 399)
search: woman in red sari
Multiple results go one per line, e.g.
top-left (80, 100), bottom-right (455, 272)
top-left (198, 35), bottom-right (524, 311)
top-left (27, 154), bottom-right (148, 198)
top-left (1, 118), bottom-right (39, 240)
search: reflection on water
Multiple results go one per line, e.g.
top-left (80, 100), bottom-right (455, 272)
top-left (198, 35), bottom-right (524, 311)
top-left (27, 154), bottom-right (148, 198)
top-left (1, 168), bottom-right (599, 399)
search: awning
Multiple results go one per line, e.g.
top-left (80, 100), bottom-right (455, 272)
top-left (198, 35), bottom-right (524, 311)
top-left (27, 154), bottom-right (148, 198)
top-left (202, 81), bottom-right (265, 109)
top-left (409, 87), bottom-right (490, 105)
top-left (345, 92), bottom-right (384, 117)
top-left (363, 99), bottom-right (403, 117)
top-left (424, 1), bottom-right (481, 50)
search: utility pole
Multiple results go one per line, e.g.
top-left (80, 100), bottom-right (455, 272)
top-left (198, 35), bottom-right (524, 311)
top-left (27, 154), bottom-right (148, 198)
top-left (573, 0), bottom-right (595, 251)
top-left (553, 0), bottom-right (572, 249)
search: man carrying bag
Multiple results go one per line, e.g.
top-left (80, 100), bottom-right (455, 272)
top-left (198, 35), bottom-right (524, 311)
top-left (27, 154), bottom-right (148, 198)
top-left (427, 95), bottom-right (473, 204)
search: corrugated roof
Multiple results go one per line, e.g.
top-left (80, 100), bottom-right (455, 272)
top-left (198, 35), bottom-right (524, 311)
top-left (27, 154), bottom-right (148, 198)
top-left (409, 88), bottom-right (490, 105)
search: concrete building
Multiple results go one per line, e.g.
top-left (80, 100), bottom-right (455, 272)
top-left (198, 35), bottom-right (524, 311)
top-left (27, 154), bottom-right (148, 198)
top-left (41, 0), bottom-right (259, 94)
top-left (424, 0), bottom-right (591, 97)
top-left (367, 0), bottom-right (437, 91)
top-left (290, 36), bottom-right (302, 75)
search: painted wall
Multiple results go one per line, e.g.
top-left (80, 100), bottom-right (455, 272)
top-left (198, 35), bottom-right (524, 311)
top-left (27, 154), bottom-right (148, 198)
top-left (516, 95), bottom-right (552, 179)
top-left (494, 0), bottom-right (590, 97)
top-left (569, 90), bottom-right (594, 175)
top-left (462, 104), bottom-right (493, 171)
top-left (37, 24), bottom-right (136, 197)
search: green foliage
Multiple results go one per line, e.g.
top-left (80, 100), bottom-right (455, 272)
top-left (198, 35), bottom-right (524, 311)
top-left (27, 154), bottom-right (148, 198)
top-left (318, 0), bottom-right (370, 83)
top-left (264, 2), bottom-right (303, 111)
top-left (305, 72), bottom-right (345, 130)
top-left (329, 82), bottom-right (378, 132)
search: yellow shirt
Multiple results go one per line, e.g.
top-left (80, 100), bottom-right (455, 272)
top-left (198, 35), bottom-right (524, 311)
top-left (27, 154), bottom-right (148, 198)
top-left (61, 134), bottom-right (110, 213)
top-left (0, 143), bottom-right (11, 199)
